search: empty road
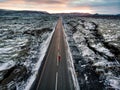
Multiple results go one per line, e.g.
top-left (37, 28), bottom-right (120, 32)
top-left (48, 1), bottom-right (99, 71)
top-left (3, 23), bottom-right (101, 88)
top-left (31, 18), bottom-right (74, 90)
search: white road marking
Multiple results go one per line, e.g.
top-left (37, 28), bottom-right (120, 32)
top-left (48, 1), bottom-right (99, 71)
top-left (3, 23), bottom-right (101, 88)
top-left (57, 52), bottom-right (60, 66)
top-left (55, 72), bottom-right (58, 90)
top-left (58, 42), bottom-right (60, 51)
top-left (57, 57), bottom-right (59, 66)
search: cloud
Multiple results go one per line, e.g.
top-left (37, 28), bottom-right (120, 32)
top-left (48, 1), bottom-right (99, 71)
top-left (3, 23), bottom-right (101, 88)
top-left (93, 5), bottom-right (120, 14)
top-left (68, 0), bottom-right (120, 14)
top-left (0, 0), bottom-right (119, 14)
top-left (0, 0), bottom-right (8, 2)
top-left (69, 0), bottom-right (120, 7)
top-left (26, 0), bottom-right (68, 4)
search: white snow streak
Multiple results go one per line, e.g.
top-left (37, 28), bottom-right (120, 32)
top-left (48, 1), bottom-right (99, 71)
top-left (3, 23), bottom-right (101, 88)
top-left (0, 61), bottom-right (15, 71)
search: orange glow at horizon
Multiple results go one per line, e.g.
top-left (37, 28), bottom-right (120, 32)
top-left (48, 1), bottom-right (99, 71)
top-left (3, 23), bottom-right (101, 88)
top-left (0, 0), bottom-right (94, 14)
top-left (0, 0), bottom-right (119, 14)
top-left (49, 7), bottom-right (94, 13)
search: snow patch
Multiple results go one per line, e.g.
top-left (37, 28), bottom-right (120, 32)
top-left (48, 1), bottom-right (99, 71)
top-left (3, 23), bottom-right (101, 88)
top-left (93, 60), bottom-right (108, 67)
top-left (0, 61), bottom-right (15, 71)
top-left (109, 79), bottom-right (120, 89)
top-left (106, 76), bottom-right (120, 89)
top-left (84, 22), bottom-right (96, 30)
top-left (0, 47), bottom-right (13, 54)
top-left (91, 43), bottom-right (114, 57)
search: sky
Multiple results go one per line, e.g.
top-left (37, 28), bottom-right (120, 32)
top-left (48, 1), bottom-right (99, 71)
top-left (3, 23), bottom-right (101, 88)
top-left (0, 0), bottom-right (120, 14)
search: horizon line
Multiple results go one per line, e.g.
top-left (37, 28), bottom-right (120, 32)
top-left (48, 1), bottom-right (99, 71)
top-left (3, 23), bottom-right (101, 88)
top-left (0, 8), bottom-right (120, 15)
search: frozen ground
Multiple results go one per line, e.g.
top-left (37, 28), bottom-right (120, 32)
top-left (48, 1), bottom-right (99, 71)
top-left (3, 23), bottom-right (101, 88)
top-left (63, 16), bottom-right (120, 90)
top-left (0, 11), bottom-right (58, 90)
top-left (0, 10), bottom-right (120, 90)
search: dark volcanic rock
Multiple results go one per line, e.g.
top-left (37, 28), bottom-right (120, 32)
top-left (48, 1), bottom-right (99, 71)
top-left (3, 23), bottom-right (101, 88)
top-left (23, 28), bottom-right (52, 36)
top-left (0, 65), bottom-right (27, 89)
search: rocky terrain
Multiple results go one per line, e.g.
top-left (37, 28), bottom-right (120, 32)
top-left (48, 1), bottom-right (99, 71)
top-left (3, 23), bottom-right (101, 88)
top-left (0, 10), bottom-right (120, 90)
top-left (0, 11), bottom-right (58, 90)
top-left (63, 16), bottom-right (120, 90)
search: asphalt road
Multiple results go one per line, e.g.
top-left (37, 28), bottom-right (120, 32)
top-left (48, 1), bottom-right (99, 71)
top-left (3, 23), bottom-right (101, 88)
top-left (34, 18), bottom-right (73, 90)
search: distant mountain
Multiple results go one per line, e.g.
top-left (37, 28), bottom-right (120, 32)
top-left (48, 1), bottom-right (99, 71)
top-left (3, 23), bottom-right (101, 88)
top-left (54, 12), bottom-right (91, 16)
top-left (91, 13), bottom-right (120, 19)
top-left (0, 9), bottom-right (49, 17)
top-left (54, 12), bottom-right (120, 19)
top-left (0, 9), bottom-right (119, 18)
top-left (69, 12), bottom-right (91, 16)
top-left (117, 14), bottom-right (120, 16)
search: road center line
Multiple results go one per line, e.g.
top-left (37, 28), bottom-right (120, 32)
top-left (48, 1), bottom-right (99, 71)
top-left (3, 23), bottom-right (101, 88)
top-left (58, 36), bottom-right (60, 51)
top-left (57, 56), bottom-right (59, 66)
top-left (57, 52), bottom-right (60, 66)
top-left (55, 72), bottom-right (58, 90)
top-left (58, 39), bottom-right (60, 50)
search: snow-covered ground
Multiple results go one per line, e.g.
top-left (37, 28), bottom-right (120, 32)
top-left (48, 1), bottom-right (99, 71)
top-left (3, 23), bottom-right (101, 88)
top-left (0, 11), bottom-right (120, 90)
top-left (63, 16), bottom-right (120, 90)
top-left (0, 13), bottom-right (58, 90)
